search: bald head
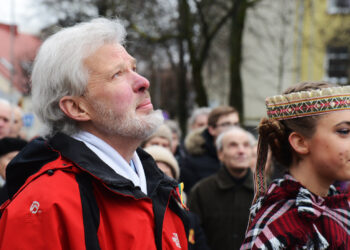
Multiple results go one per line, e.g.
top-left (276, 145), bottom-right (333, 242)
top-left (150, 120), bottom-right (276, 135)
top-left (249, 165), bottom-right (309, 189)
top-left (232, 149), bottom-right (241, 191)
top-left (9, 106), bottom-right (23, 138)
top-left (0, 99), bottom-right (12, 139)
top-left (216, 127), bottom-right (253, 178)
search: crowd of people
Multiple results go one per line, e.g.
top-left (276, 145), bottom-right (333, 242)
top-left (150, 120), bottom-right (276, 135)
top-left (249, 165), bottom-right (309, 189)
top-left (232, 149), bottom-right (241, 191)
top-left (0, 17), bottom-right (349, 249)
top-left (0, 99), bottom-right (28, 203)
top-left (141, 105), bottom-right (274, 249)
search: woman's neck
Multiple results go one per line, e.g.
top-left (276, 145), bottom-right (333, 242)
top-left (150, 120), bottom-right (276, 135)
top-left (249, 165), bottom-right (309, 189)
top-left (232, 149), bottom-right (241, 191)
top-left (289, 160), bottom-right (332, 197)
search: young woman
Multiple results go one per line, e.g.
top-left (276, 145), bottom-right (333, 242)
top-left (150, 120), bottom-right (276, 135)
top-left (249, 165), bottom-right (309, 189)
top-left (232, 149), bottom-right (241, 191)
top-left (241, 82), bottom-right (350, 249)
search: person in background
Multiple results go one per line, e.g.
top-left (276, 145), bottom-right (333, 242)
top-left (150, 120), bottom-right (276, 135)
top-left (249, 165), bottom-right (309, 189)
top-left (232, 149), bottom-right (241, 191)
top-left (0, 18), bottom-right (188, 250)
top-left (247, 131), bottom-right (258, 173)
top-left (241, 82), bottom-right (350, 249)
top-left (164, 119), bottom-right (182, 155)
top-left (0, 137), bottom-right (28, 204)
top-left (0, 99), bottom-right (12, 139)
top-left (165, 119), bottom-right (187, 165)
top-left (141, 123), bottom-right (173, 152)
top-left (188, 126), bottom-right (254, 250)
top-left (248, 132), bottom-right (275, 184)
top-left (145, 145), bottom-right (210, 250)
top-left (9, 105), bottom-right (24, 138)
top-left (144, 145), bottom-right (180, 185)
top-left (187, 107), bottom-right (212, 132)
top-left (181, 106), bottom-right (239, 192)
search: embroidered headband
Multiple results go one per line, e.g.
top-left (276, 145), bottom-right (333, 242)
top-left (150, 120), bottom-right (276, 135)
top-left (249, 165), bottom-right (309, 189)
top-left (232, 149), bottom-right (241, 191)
top-left (266, 86), bottom-right (350, 120)
top-left (249, 85), bottom-right (350, 227)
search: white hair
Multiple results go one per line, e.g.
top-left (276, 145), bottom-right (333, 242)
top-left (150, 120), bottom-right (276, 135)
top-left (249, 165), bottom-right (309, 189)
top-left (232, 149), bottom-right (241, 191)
top-left (165, 119), bottom-right (182, 138)
top-left (31, 18), bottom-right (126, 136)
top-left (246, 130), bottom-right (257, 147)
top-left (215, 126), bottom-right (252, 151)
top-left (187, 107), bottom-right (212, 130)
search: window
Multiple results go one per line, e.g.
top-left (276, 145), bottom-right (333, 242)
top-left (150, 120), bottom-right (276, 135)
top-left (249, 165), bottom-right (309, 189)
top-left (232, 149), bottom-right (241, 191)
top-left (328, 0), bottom-right (350, 14)
top-left (325, 46), bottom-right (349, 85)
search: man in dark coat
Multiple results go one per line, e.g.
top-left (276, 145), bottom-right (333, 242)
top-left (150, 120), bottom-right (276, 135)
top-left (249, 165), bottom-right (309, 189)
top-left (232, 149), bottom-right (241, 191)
top-left (180, 106), bottom-right (239, 192)
top-left (188, 126), bottom-right (255, 250)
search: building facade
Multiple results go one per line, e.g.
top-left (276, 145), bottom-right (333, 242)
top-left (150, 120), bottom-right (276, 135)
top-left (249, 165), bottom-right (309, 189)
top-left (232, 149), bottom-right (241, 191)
top-left (0, 23), bottom-right (42, 139)
top-left (241, 0), bottom-right (350, 126)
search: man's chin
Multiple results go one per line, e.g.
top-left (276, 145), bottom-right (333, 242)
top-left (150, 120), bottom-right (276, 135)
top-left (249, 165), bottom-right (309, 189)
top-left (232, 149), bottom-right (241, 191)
top-left (143, 109), bottom-right (163, 117)
top-left (229, 166), bottom-right (250, 172)
top-left (145, 109), bottom-right (164, 124)
top-left (136, 109), bottom-right (152, 116)
top-left (135, 109), bottom-right (164, 139)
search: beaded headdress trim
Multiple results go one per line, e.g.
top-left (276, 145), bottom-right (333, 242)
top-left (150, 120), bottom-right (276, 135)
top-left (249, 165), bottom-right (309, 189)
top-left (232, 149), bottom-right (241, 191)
top-left (266, 86), bottom-right (350, 120)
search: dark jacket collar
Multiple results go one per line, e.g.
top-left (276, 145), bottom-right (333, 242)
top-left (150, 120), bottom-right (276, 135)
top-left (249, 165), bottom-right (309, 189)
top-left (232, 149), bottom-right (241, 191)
top-left (7, 132), bottom-right (177, 199)
top-left (201, 129), bottom-right (218, 158)
top-left (216, 166), bottom-right (254, 191)
top-left (49, 133), bottom-right (178, 197)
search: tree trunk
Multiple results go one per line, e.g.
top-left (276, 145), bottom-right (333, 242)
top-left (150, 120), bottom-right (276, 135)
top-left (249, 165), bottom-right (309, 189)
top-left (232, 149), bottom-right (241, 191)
top-left (177, 39), bottom-right (188, 137)
top-left (229, 0), bottom-right (246, 121)
top-left (179, 0), bottom-right (208, 107)
top-left (192, 63), bottom-right (208, 106)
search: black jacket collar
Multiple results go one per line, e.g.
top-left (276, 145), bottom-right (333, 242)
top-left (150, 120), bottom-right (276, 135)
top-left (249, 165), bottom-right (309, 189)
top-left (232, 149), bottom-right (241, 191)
top-left (6, 132), bottom-right (177, 199)
top-left (201, 129), bottom-right (218, 159)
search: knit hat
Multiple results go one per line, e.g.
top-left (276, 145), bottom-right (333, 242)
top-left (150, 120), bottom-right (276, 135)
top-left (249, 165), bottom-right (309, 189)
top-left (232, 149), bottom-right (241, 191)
top-left (0, 137), bottom-right (27, 157)
top-left (144, 124), bottom-right (173, 148)
top-left (144, 145), bottom-right (180, 180)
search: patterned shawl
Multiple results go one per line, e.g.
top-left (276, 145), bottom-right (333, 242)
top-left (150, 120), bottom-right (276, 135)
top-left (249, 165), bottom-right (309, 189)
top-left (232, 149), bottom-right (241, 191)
top-left (241, 175), bottom-right (350, 249)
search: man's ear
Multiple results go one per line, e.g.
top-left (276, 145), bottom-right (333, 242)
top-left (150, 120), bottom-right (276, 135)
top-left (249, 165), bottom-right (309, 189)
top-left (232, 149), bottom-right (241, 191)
top-left (208, 126), bottom-right (216, 137)
top-left (59, 96), bottom-right (90, 121)
top-left (288, 132), bottom-right (309, 155)
top-left (217, 149), bottom-right (224, 162)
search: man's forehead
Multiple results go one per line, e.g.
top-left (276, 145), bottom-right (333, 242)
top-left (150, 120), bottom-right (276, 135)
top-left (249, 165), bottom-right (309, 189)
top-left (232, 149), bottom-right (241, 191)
top-left (219, 112), bottom-right (238, 120)
top-left (223, 130), bottom-right (248, 143)
top-left (96, 44), bottom-right (134, 60)
top-left (84, 43), bottom-right (136, 71)
top-left (0, 105), bottom-right (11, 115)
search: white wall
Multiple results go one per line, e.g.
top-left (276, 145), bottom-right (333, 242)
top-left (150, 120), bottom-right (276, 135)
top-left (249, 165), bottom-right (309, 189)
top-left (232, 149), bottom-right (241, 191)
top-left (242, 0), bottom-right (296, 126)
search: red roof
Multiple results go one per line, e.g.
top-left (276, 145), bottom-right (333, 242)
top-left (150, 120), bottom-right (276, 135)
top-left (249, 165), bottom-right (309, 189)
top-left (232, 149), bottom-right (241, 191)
top-left (0, 23), bottom-right (41, 94)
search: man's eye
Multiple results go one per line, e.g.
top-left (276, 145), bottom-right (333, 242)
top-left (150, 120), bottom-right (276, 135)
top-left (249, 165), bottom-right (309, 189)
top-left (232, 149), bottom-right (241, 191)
top-left (113, 72), bottom-right (122, 78)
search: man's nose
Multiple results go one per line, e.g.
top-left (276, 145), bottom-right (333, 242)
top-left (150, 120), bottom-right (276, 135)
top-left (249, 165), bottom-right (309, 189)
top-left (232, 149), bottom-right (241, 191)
top-left (238, 145), bottom-right (247, 154)
top-left (133, 73), bottom-right (150, 93)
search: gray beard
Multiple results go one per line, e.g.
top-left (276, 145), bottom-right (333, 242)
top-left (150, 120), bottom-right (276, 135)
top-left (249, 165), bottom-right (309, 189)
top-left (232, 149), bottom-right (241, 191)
top-left (91, 101), bottom-right (164, 140)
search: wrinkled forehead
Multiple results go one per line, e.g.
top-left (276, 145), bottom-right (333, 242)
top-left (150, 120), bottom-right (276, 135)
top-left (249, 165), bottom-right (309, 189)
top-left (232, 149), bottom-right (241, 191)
top-left (222, 129), bottom-right (249, 144)
top-left (84, 43), bottom-right (135, 70)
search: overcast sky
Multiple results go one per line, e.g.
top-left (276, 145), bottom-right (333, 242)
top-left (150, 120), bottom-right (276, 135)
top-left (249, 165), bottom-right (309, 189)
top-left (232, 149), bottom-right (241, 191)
top-left (0, 0), bottom-right (56, 35)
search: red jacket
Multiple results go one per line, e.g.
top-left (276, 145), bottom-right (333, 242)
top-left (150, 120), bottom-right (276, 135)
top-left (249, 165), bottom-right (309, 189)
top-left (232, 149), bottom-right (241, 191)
top-left (0, 133), bottom-right (188, 250)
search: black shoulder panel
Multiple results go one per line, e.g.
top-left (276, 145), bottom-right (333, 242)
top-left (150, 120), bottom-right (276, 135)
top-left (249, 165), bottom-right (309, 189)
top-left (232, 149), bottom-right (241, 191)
top-left (76, 173), bottom-right (101, 250)
top-left (6, 137), bottom-right (59, 199)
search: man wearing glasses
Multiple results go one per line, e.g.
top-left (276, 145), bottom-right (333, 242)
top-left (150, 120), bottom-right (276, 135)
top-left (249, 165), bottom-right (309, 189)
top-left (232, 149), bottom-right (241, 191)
top-left (181, 106), bottom-right (239, 192)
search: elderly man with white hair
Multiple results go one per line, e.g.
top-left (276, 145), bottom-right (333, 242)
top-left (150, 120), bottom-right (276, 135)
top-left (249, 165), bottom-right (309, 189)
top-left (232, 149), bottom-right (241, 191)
top-left (0, 18), bottom-right (188, 250)
top-left (188, 126), bottom-right (255, 250)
